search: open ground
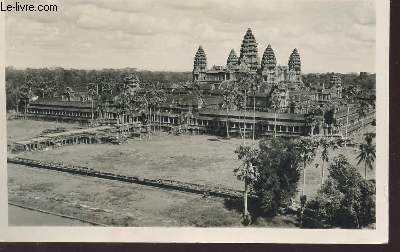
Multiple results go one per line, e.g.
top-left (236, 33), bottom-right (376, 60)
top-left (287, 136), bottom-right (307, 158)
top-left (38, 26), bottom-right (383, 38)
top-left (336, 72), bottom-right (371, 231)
top-left (7, 119), bottom-right (375, 226)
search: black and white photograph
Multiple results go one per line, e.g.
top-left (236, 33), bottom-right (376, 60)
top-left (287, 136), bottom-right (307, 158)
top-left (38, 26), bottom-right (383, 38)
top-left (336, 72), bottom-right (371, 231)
top-left (0, 0), bottom-right (389, 243)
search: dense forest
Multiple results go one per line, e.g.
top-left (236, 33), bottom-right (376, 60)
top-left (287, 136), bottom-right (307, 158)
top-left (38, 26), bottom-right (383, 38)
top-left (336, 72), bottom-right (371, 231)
top-left (302, 72), bottom-right (376, 90)
top-left (5, 67), bottom-right (191, 110)
top-left (5, 66), bottom-right (375, 111)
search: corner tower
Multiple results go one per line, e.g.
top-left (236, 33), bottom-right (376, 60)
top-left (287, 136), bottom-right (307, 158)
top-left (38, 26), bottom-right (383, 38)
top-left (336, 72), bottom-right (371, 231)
top-left (330, 74), bottom-right (342, 98)
top-left (193, 45), bottom-right (207, 81)
top-left (238, 28), bottom-right (259, 72)
top-left (288, 48), bottom-right (302, 88)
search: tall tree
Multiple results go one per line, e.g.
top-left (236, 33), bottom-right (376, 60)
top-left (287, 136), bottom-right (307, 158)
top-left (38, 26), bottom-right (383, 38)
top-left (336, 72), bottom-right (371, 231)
top-left (221, 80), bottom-right (237, 138)
top-left (234, 145), bottom-right (259, 224)
top-left (87, 83), bottom-right (98, 125)
top-left (301, 155), bottom-right (375, 229)
top-left (63, 87), bottom-right (74, 101)
top-left (356, 134), bottom-right (376, 179)
top-left (343, 86), bottom-right (357, 147)
top-left (295, 137), bottom-right (319, 197)
top-left (270, 89), bottom-right (282, 138)
top-left (233, 86), bottom-right (246, 141)
top-left (356, 99), bottom-right (370, 137)
top-left (236, 70), bottom-right (255, 144)
top-left (254, 138), bottom-right (301, 215)
top-left (318, 138), bottom-right (338, 185)
top-left (17, 85), bottom-right (31, 117)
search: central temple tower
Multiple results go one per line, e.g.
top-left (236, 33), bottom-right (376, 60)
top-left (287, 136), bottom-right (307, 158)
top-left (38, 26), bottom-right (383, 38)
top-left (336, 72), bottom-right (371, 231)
top-left (238, 28), bottom-right (259, 72)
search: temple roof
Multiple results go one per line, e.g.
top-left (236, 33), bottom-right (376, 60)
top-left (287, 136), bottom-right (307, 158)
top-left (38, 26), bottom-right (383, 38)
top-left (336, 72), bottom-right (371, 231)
top-left (261, 44), bottom-right (277, 71)
top-left (30, 99), bottom-right (93, 108)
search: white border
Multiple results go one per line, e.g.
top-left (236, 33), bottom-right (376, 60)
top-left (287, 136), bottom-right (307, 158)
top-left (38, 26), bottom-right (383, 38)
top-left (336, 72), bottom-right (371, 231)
top-left (0, 0), bottom-right (389, 243)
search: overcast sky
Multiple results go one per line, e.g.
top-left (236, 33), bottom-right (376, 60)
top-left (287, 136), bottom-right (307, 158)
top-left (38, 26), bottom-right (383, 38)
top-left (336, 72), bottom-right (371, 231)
top-left (5, 0), bottom-right (375, 73)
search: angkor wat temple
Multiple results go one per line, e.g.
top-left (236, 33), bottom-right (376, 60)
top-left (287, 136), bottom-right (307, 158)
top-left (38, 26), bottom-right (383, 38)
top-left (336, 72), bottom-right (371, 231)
top-left (193, 28), bottom-right (342, 108)
top-left (194, 28), bottom-right (302, 89)
top-left (21, 28), bottom-right (374, 139)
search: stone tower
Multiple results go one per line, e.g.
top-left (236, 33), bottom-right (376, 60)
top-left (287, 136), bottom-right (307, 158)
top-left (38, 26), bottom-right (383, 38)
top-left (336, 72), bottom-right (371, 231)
top-left (238, 28), bottom-right (259, 73)
top-left (261, 44), bottom-right (277, 84)
top-left (288, 48), bottom-right (302, 88)
top-left (193, 45), bottom-right (207, 81)
top-left (330, 74), bottom-right (342, 98)
top-left (226, 49), bottom-right (239, 70)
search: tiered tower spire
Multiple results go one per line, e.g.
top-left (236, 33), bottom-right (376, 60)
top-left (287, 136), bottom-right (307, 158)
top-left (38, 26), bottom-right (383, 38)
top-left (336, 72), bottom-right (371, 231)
top-left (238, 28), bottom-right (259, 72)
top-left (261, 44), bottom-right (277, 71)
top-left (194, 45), bottom-right (207, 71)
top-left (330, 73), bottom-right (342, 98)
top-left (193, 46), bottom-right (207, 81)
top-left (226, 49), bottom-right (238, 69)
top-left (288, 48), bottom-right (301, 71)
top-left (330, 74), bottom-right (342, 87)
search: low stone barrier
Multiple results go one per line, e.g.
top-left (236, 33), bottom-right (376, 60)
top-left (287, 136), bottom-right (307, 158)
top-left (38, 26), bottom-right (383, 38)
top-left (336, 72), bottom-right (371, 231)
top-left (7, 157), bottom-right (243, 199)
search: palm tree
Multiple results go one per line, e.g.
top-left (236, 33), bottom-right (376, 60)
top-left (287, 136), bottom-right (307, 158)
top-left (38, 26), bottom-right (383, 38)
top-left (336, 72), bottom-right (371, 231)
top-left (270, 89), bottom-right (282, 138)
top-left (98, 78), bottom-right (113, 119)
top-left (87, 83), bottom-right (98, 125)
top-left (221, 80), bottom-right (236, 138)
top-left (17, 85), bottom-right (30, 118)
top-left (318, 138), bottom-right (338, 185)
top-left (152, 83), bottom-right (167, 132)
top-left (296, 138), bottom-right (319, 196)
top-left (233, 88), bottom-right (245, 141)
top-left (234, 144), bottom-right (258, 225)
top-left (356, 134), bottom-right (376, 179)
top-left (236, 70), bottom-right (255, 144)
top-left (356, 99), bottom-right (370, 137)
top-left (18, 77), bottom-right (35, 118)
top-left (64, 87), bottom-right (74, 101)
top-left (343, 86), bottom-right (357, 147)
top-left (250, 76), bottom-right (262, 143)
top-left (35, 80), bottom-right (48, 99)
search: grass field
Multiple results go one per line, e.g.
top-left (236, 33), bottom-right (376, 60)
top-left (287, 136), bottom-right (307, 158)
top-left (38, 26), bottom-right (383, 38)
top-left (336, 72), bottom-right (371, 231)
top-left (7, 120), bottom-right (375, 203)
top-left (7, 119), bottom-right (81, 144)
top-left (8, 163), bottom-right (297, 227)
top-left (17, 129), bottom-right (376, 197)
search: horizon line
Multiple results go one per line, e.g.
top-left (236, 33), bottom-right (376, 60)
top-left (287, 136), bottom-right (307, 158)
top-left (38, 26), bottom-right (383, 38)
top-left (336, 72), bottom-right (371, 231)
top-left (5, 65), bottom-right (376, 75)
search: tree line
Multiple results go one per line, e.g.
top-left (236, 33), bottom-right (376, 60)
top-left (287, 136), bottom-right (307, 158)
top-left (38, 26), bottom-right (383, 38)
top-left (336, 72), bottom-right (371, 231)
top-left (5, 66), bottom-right (191, 111)
top-left (302, 72), bottom-right (376, 90)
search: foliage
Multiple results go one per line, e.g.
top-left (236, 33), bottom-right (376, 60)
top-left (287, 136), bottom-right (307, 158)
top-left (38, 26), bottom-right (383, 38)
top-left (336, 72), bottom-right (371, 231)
top-left (318, 137), bottom-right (338, 184)
top-left (251, 138), bottom-right (301, 215)
top-left (234, 145), bottom-right (259, 183)
top-left (301, 155), bottom-right (376, 228)
top-left (356, 134), bottom-right (376, 179)
top-left (302, 72), bottom-right (375, 90)
top-left (5, 67), bottom-right (190, 111)
top-left (296, 137), bottom-right (319, 164)
top-left (295, 137), bottom-right (319, 196)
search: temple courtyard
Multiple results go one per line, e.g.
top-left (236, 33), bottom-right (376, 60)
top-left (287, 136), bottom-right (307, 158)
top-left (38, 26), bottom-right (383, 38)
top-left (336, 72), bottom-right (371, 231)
top-left (7, 119), bottom-right (375, 226)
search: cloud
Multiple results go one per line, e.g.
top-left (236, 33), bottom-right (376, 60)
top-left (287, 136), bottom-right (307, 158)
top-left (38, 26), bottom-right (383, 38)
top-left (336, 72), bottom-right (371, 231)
top-left (352, 0), bottom-right (375, 25)
top-left (5, 0), bottom-right (376, 73)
